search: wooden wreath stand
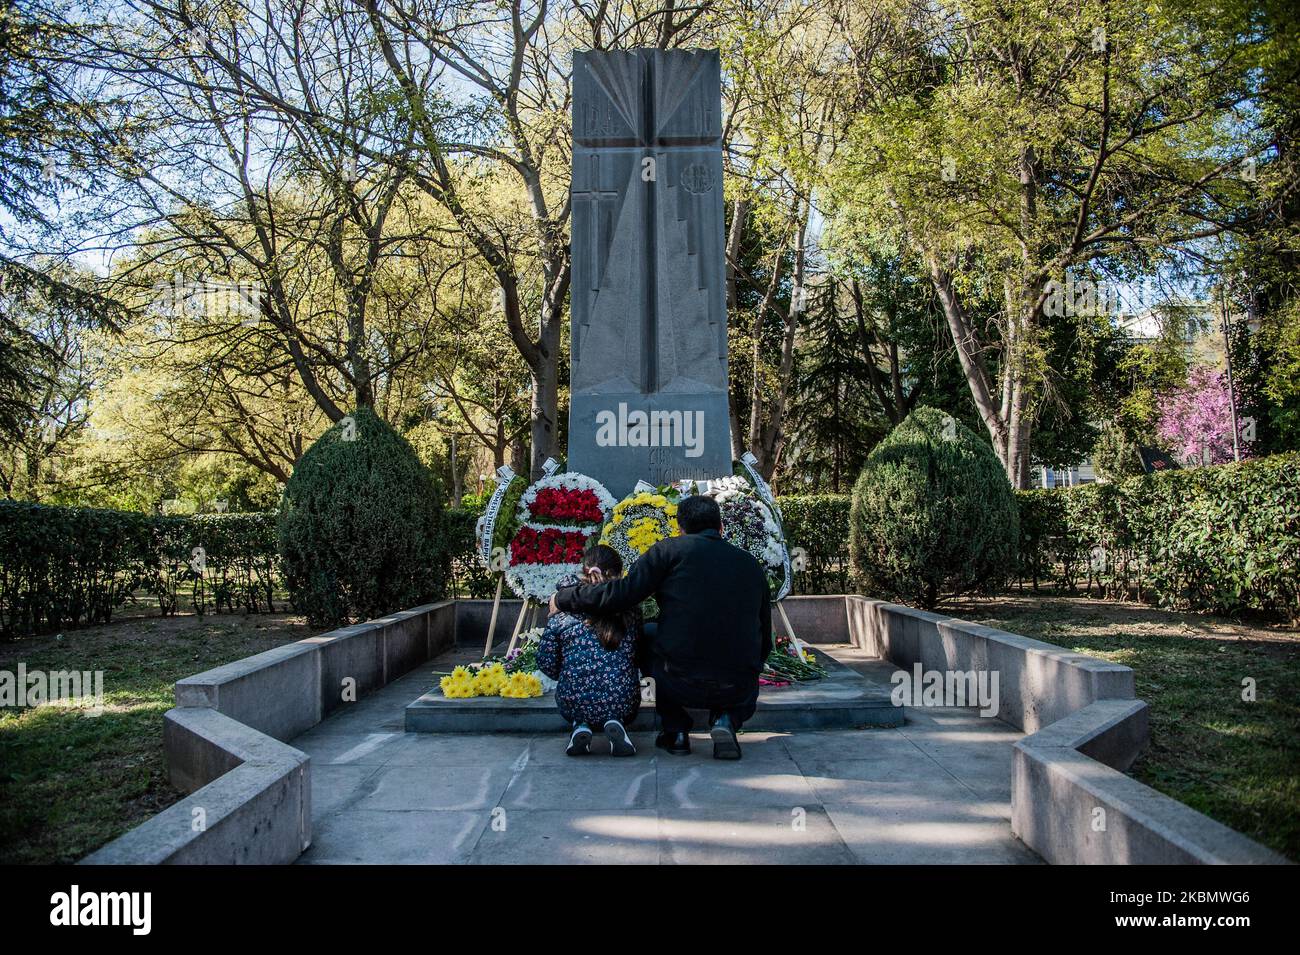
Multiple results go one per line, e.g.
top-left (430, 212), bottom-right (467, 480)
top-left (482, 575), bottom-right (542, 660)
top-left (775, 600), bottom-right (809, 658)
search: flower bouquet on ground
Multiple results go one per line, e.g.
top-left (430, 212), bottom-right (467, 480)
top-left (437, 628), bottom-right (552, 698)
top-left (502, 631), bottom-right (541, 674)
top-left (763, 635), bottom-right (827, 685)
top-left (504, 472), bottom-right (615, 601)
top-left (439, 664), bottom-right (545, 699)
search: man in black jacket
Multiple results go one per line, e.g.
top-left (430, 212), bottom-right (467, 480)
top-left (549, 495), bottom-right (772, 759)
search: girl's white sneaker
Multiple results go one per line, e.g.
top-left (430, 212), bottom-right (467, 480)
top-left (604, 719), bottom-right (636, 757)
top-left (566, 723), bottom-right (593, 756)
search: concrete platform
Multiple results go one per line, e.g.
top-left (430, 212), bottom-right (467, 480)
top-left (404, 644), bottom-right (904, 733)
top-left (293, 663), bottom-right (1039, 865)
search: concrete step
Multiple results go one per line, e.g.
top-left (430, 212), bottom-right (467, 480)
top-left (405, 645), bottom-right (903, 733)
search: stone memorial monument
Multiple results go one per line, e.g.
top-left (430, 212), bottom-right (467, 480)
top-left (567, 48), bottom-right (732, 496)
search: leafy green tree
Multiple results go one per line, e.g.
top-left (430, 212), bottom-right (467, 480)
top-left (0, 2), bottom-right (129, 439)
top-left (784, 277), bottom-right (886, 492)
top-left (0, 260), bottom-right (109, 499)
top-left (828, 0), bottom-right (1265, 486)
top-left (1226, 1), bottom-right (1300, 455)
top-left (1108, 306), bottom-right (1198, 451)
top-left (1031, 306), bottom-right (1129, 469)
top-left (1090, 421), bottom-right (1145, 482)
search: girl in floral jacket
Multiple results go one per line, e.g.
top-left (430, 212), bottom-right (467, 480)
top-left (537, 545), bottom-right (642, 756)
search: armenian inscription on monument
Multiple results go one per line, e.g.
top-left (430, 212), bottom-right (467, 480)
top-left (567, 48), bottom-right (732, 496)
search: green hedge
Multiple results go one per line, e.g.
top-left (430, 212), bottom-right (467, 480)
top-left (423, 453), bottom-right (1300, 620)
top-left (175, 513), bottom-right (279, 617)
top-left (0, 503), bottom-right (280, 639)
top-left (777, 495), bottom-right (851, 594)
top-left (1016, 453), bottom-right (1300, 620)
top-left (782, 454), bottom-right (1300, 619)
top-left (444, 507), bottom-right (497, 598)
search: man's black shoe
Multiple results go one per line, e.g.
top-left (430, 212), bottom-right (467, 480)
top-left (710, 714), bottom-right (742, 760)
top-left (655, 731), bottom-right (691, 756)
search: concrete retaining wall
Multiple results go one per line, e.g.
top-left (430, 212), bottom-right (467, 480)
top-left (777, 595), bottom-right (852, 645)
top-left (1012, 699), bottom-right (1287, 864)
top-left (840, 596), bottom-right (1287, 865)
top-left (82, 600), bottom-right (459, 865)
top-left (842, 597), bottom-right (1135, 733)
top-left (84, 594), bottom-right (1287, 865)
top-left (173, 602), bottom-right (456, 741)
top-left (81, 707), bottom-right (310, 864)
top-left (455, 598), bottom-right (532, 648)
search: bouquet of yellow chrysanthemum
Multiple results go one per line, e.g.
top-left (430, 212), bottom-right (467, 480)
top-left (438, 660), bottom-right (548, 699)
top-left (499, 671), bottom-right (544, 699)
top-left (439, 666), bottom-right (477, 698)
top-left (471, 662), bottom-right (508, 696)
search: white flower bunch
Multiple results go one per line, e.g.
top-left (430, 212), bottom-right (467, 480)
top-left (506, 562), bottom-right (580, 601)
top-left (702, 474), bottom-right (790, 593)
top-left (709, 474), bottom-right (752, 499)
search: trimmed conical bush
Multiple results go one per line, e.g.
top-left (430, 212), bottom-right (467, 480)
top-left (849, 406), bottom-right (1017, 608)
top-left (278, 407), bottom-right (448, 625)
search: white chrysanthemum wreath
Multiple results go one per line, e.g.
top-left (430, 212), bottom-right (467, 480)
top-left (705, 477), bottom-right (788, 592)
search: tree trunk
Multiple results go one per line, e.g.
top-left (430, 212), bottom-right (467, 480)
top-left (750, 202), bottom-right (807, 479)
top-left (449, 433), bottom-right (463, 507)
top-left (725, 197), bottom-right (749, 459)
top-left (927, 258), bottom-right (1010, 467)
top-left (529, 296), bottom-right (563, 478)
top-left (510, 435), bottom-right (527, 474)
top-left (728, 398), bottom-right (745, 461)
top-left (493, 417), bottom-right (506, 469)
top-left (746, 250), bottom-right (786, 468)
top-left (346, 302), bottom-right (373, 409)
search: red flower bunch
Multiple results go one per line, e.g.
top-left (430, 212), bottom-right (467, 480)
top-left (529, 487), bottom-right (605, 524)
top-left (509, 526), bottom-right (588, 566)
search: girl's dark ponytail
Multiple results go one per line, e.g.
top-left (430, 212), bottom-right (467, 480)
top-left (590, 613), bottom-right (628, 651)
top-left (582, 544), bottom-right (628, 651)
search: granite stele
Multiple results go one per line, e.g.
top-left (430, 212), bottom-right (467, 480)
top-left (567, 48), bottom-right (732, 496)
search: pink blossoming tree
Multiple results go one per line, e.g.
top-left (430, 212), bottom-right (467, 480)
top-left (1156, 365), bottom-right (1252, 466)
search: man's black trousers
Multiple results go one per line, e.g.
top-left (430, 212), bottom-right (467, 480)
top-left (651, 658), bottom-right (759, 733)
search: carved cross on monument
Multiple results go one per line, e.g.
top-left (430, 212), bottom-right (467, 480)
top-left (572, 154), bottom-right (620, 298)
top-left (567, 49), bottom-right (732, 495)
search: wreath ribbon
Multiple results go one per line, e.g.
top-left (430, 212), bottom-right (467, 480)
top-left (478, 465), bottom-right (516, 564)
top-left (739, 453), bottom-right (792, 600)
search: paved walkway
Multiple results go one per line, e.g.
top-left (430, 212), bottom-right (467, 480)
top-left (293, 647), bottom-right (1042, 864)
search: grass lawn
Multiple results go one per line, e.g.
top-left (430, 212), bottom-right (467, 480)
top-left (0, 612), bottom-right (317, 864)
top-left (951, 593), bottom-right (1300, 861)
